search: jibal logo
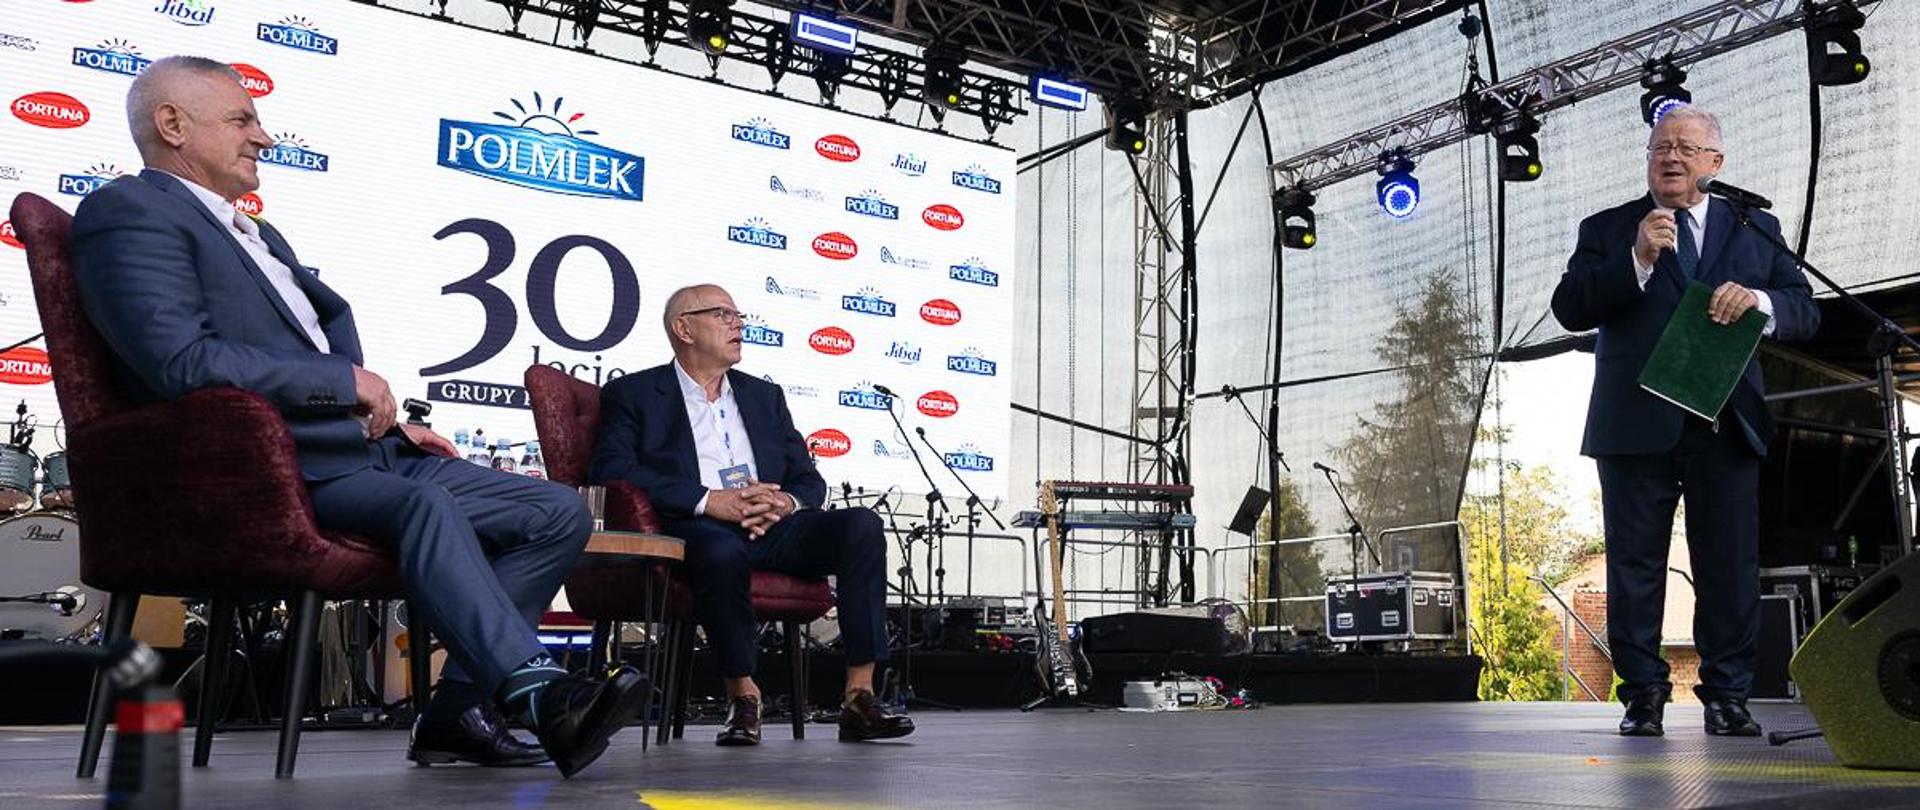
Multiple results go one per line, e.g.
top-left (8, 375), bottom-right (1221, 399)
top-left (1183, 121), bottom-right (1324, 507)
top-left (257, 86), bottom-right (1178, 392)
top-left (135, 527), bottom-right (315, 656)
top-left (809, 326), bottom-right (855, 356)
top-left (944, 443), bottom-right (996, 472)
top-left (948, 257), bottom-right (998, 287)
top-left (0, 221), bottom-right (23, 250)
top-left (231, 63), bottom-right (274, 97)
top-left (732, 118), bottom-right (790, 149)
top-left (13, 92), bottom-right (90, 129)
top-left (952, 164), bottom-right (1003, 194)
top-left (764, 275), bottom-right (819, 301)
top-left (154, 0), bottom-right (215, 27)
top-left (812, 232), bottom-right (857, 261)
top-left (768, 175), bottom-right (823, 203)
top-left (892, 153), bottom-right (926, 176)
top-left (741, 314), bottom-right (785, 347)
top-left (841, 287), bottom-right (897, 318)
top-left (844, 189), bottom-right (899, 220)
top-left (879, 247), bottom-right (930, 271)
top-left (837, 381), bottom-right (892, 411)
top-left (923, 204), bottom-right (964, 231)
top-left (920, 298), bottom-right (961, 326)
top-left (260, 133), bottom-right (329, 172)
top-left (72, 39), bottom-right (151, 78)
top-left (439, 95), bottom-right (644, 202)
top-left (258, 16), bottom-right (339, 55)
top-left (947, 347), bottom-right (998, 377)
top-left (917, 390), bottom-right (959, 418)
top-left (56, 163), bottom-right (123, 197)
top-left (234, 192), bottom-right (265, 217)
top-left (884, 341), bottom-right (921, 365)
top-left (0, 347), bottom-right (52, 385)
top-left (815, 134), bottom-right (860, 162)
top-left (807, 428), bottom-right (851, 458)
top-left (729, 218), bottom-right (788, 250)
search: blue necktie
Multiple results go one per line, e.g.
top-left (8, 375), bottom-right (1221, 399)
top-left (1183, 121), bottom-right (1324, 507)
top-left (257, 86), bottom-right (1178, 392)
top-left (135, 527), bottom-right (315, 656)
top-left (1676, 208), bottom-right (1700, 280)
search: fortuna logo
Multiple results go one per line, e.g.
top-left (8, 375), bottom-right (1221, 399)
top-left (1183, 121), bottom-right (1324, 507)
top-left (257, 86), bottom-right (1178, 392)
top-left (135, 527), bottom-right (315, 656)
top-left (764, 275), bottom-right (819, 300)
top-left (884, 341), bottom-right (922, 365)
top-left (768, 175), bottom-right (823, 202)
top-left (844, 189), bottom-right (899, 220)
top-left (154, 0), bottom-right (214, 26)
top-left (732, 118), bottom-right (790, 149)
top-left (879, 247), bottom-right (930, 270)
top-left (807, 429), bottom-right (852, 458)
top-left (815, 134), bottom-right (860, 162)
top-left (944, 444), bottom-right (995, 472)
top-left (892, 153), bottom-right (927, 176)
top-left (234, 192), bottom-right (265, 217)
top-left (952, 164), bottom-right (1003, 194)
top-left (948, 257), bottom-right (999, 287)
top-left (917, 390), bottom-right (959, 418)
top-left (231, 63), bottom-right (274, 97)
top-left (12, 92), bottom-right (89, 129)
top-left (841, 287), bottom-right (897, 318)
top-left (920, 299), bottom-right (961, 326)
top-left (947, 348), bottom-right (997, 377)
top-left (837, 381), bottom-right (892, 411)
top-left (0, 222), bottom-right (23, 250)
top-left (923, 204), bottom-right (964, 230)
top-left (872, 440), bottom-right (911, 460)
top-left (439, 94), bottom-right (644, 201)
top-left (741, 314), bottom-right (785, 347)
top-left (56, 162), bottom-right (123, 197)
top-left (0, 347), bottom-right (52, 385)
top-left (729, 218), bottom-right (788, 250)
top-left (812, 232), bottom-right (857, 260)
top-left (260, 133), bottom-right (329, 172)
top-left (72, 39), bottom-right (150, 78)
top-left (258, 16), bottom-right (339, 55)
top-left (809, 327), bottom-right (855, 355)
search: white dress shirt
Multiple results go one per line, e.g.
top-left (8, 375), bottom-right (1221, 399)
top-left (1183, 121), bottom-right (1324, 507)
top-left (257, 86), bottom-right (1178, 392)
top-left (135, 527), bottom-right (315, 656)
top-left (1631, 194), bottom-right (1776, 336)
top-left (159, 171), bottom-right (331, 351)
top-left (674, 361), bottom-right (805, 518)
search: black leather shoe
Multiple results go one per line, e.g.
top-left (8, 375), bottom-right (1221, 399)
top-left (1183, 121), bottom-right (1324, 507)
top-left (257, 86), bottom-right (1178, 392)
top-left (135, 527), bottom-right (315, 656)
top-left (526, 666), bottom-right (647, 778)
top-left (1704, 699), bottom-right (1762, 737)
top-left (1618, 690), bottom-right (1668, 737)
top-left (715, 695), bottom-right (761, 746)
top-left (409, 703), bottom-right (549, 767)
top-left (838, 689), bottom-right (914, 742)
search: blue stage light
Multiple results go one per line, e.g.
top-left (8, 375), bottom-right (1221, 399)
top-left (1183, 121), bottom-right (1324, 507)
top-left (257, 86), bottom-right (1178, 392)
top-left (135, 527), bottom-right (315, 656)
top-left (1031, 77), bottom-right (1089, 111)
top-left (1375, 152), bottom-right (1419, 219)
top-left (791, 12), bottom-right (858, 55)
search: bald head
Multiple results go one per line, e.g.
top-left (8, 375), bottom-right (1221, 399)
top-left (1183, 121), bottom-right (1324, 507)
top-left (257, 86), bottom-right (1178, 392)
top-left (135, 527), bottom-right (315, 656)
top-left (662, 284), bottom-right (743, 372)
top-left (125, 55), bottom-right (272, 200)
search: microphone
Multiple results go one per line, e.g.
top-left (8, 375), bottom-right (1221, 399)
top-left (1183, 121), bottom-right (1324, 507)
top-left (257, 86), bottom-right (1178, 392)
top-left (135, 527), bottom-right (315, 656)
top-left (1697, 176), bottom-right (1772, 210)
top-left (872, 383), bottom-right (897, 397)
top-left (1313, 461), bottom-right (1338, 475)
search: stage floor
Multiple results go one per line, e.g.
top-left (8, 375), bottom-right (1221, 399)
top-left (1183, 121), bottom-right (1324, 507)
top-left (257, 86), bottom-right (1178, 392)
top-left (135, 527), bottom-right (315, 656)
top-left (3, 702), bottom-right (1916, 808)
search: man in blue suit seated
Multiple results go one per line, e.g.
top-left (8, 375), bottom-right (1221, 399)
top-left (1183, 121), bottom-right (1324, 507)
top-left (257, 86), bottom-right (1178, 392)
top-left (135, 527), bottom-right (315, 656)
top-left (1552, 104), bottom-right (1819, 738)
top-left (67, 56), bottom-right (644, 777)
top-left (591, 283), bottom-right (914, 745)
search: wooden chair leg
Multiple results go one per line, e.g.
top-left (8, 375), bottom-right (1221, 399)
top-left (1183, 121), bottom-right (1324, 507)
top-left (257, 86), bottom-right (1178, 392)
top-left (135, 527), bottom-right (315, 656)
top-left (76, 592), bottom-right (139, 778)
top-left (192, 597), bottom-right (238, 767)
top-left (275, 591), bottom-right (322, 779)
top-left (405, 601), bottom-right (432, 718)
top-left (786, 621), bottom-right (805, 741)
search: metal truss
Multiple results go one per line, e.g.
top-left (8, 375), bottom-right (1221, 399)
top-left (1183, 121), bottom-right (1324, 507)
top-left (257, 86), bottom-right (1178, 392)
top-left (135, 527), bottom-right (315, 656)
top-left (1269, 0), bottom-right (1881, 193)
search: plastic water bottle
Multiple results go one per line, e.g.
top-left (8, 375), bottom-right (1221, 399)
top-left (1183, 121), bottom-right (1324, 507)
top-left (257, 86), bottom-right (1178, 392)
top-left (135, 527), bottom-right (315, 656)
top-left (466, 428), bottom-right (492, 466)
top-left (491, 437), bottom-right (516, 473)
top-left (521, 440), bottom-right (546, 480)
top-left (452, 429), bottom-right (470, 457)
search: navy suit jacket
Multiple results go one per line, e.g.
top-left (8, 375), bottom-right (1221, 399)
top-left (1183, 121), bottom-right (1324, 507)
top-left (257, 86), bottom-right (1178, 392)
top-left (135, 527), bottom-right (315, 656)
top-left (1551, 195), bottom-right (1819, 457)
top-left (69, 169), bottom-right (374, 480)
top-left (588, 363), bottom-right (827, 519)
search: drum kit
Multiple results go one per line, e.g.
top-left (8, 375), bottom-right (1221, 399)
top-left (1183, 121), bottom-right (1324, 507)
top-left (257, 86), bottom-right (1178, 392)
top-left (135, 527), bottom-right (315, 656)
top-left (0, 404), bottom-right (100, 642)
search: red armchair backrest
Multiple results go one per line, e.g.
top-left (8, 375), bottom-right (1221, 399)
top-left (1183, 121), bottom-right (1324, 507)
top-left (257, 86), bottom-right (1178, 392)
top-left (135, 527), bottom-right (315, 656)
top-left (9, 192), bottom-right (132, 431)
top-left (523, 364), bottom-right (602, 487)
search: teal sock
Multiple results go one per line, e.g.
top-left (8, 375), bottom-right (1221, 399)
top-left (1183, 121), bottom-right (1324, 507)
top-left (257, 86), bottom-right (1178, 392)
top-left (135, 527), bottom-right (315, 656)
top-left (497, 654), bottom-right (566, 724)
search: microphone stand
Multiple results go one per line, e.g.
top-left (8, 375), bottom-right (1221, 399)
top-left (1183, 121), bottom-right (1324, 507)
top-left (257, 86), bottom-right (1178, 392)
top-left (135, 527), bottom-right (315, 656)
top-left (914, 426), bottom-right (1007, 601)
top-left (1318, 465), bottom-right (1381, 610)
top-left (876, 392), bottom-right (959, 711)
top-left (1221, 385), bottom-right (1292, 475)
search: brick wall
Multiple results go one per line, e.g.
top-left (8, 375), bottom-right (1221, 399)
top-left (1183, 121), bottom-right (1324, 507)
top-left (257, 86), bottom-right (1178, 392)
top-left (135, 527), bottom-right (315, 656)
top-left (1547, 589), bottom-right (1702, 703)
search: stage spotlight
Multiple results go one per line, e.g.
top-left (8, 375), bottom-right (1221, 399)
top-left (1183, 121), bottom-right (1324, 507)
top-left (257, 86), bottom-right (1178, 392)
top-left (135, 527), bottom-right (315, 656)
top-left (1104, 98), bottom-right (1148, 154)
top-left (1274, 186), bottom-right (1317, 250)
top-left (813, 51), bottom-right (849, 106)
top-left (1375, 151), bottom-right (1419, 219)
top-left (923, 44), bottom-right (966, 110)
top-left (687, 0), bottom-right (733, 55)
top-left (1807, 0), bottom-right (1870, 86)
top-left (1495, 113), bottom-right (1542, 182)
top-left (1639, 57), bottom-right (1690, 127)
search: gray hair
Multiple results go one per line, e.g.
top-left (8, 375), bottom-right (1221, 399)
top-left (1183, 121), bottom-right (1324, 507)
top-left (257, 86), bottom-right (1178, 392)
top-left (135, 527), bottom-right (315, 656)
top-left (1652, 103), bottom-right (1723, 149)
top-left (126, 56), bottom-right (243, 158)
top-left (661, 284), bottom-right (718, 337)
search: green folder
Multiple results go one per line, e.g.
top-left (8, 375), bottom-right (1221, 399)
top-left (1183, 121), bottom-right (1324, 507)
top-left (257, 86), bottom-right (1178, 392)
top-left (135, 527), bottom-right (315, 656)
top-left (1637, 281), bottom-right (1767, 421)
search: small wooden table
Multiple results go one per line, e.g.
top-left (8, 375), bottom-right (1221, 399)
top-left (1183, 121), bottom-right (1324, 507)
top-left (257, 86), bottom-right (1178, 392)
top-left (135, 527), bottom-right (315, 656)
top-left (574, 530), bottom-right (684, 750)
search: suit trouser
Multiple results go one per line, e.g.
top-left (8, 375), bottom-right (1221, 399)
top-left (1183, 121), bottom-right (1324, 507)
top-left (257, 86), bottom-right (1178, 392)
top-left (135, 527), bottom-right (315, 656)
top-left (1595, 418), bottom-right (1760, 703)
top-left (306, 439), bottom-right (591, 712)
top-left (665, 508), bottom-right (890, 678)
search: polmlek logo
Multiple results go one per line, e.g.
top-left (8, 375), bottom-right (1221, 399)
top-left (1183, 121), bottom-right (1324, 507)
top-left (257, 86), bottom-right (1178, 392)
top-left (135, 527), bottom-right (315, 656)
top-left (154, 0), bottom-right (214, 26)
top-left (13, 92), bottom-right (90, 129)
top-left (729, 218), bottom-right (788, 250)
top-left (923, 204), bottom-right (965, 230)
top-left (837, 381), bottom-right (893, 412)
top-left (879, 246), bottom-right (929, 270)
top-left (884, 341), bottom-right (921, 365)
top-left (892, 153), bottom-right (927, 176)
top-left (816, 134), bottom-right (860, 162)
top-left (952, 164), bottom-right (1003, 194)
top-left (812, 232), bottom-right (857, 260)
top-left (72, 39), bottom-right (150, 78)
top-left (807, 428), bottom-right (851, 458)
top-left (944, 443), bottom-right (995, 473)
top-left (439, 95), bottom-right (644, 201)
top-left (947, 347), bottom-right (998, 377)
top-left (768, 175), bottom-right (823, 202)
top-left (258, 16), bottom-right (339, 55)
top-left (809, 326), bottom-right (854, 355)
top-left (841, 286), bottom-right (897, 318)
top-left (917, 390), bottom-right (959, 418)
top-left (764, 275), bottom-right (819, 301)
top-left (948, 257), bottom-right (999, 287)
top-left (741, 314), bottom-right (785, 347)
top-left (56, 163), bottom-right (123, 197)
top-left (844, 189), bottom-right (899, 220)
top-left (260, 133), bottom-right (329, 172)
top-left (920, 298), bottom-right (962, 326)
top-left (732, 117), bottom-right (790, 149)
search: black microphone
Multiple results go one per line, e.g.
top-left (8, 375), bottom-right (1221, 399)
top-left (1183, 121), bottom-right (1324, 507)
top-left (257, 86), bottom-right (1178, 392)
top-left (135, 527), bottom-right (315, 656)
top-left (1697, 176), bottom-right (1772, 210)
top-left (1313, 461), bottom-right (1337, 475)
top-left (872, 383), bottom-right (897, 397)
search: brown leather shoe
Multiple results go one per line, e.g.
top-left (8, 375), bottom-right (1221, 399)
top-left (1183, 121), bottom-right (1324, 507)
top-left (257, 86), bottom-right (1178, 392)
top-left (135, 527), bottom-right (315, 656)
top-left (838, 689), bottom-right (914, 742)
top-left (715, 695), bottom-right (761, 746)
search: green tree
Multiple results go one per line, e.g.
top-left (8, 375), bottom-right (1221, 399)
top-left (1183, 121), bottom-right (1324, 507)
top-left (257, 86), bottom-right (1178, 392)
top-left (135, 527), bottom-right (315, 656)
top-left (1248, 476), bottom-right (1323, 629)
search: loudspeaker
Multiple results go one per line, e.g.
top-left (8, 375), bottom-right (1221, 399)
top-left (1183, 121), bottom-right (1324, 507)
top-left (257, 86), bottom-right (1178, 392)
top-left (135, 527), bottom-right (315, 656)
top-left (1790, 551), bottom-right (1920, 770)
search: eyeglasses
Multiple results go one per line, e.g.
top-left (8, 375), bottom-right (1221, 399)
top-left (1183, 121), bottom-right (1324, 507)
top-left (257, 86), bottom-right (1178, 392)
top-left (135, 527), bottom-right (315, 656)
top-left (1647, 142), bottom-right (1721, 159)
top-left (677, 306), bottom-right (746, 324)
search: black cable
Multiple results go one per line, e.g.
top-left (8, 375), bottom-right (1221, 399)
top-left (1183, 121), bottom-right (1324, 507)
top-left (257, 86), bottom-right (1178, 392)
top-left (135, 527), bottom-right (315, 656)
top-left (1795, 15), bottom-right (1822, 259)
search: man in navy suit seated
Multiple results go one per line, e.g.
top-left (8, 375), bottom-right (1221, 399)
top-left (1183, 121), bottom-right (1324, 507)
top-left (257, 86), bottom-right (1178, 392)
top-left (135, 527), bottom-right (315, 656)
top-left (67, 56), bottom-right (644, 777)
top-left (591, 283), bottom-right (914, 745)
top-left (1552, 104), bottom-right (1819, 738)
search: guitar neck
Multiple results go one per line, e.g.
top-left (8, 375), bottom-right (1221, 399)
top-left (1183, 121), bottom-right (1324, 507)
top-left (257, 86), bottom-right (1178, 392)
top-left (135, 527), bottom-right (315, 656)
top-left (1042, 483), bottom-right (1071, 652)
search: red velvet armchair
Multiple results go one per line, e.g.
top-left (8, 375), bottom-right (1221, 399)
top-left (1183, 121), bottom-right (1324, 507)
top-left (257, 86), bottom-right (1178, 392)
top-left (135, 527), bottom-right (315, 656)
top-left (9, 192), bottom-right (429, 779)
top-left (523, 364), bottom-right (833, 744)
